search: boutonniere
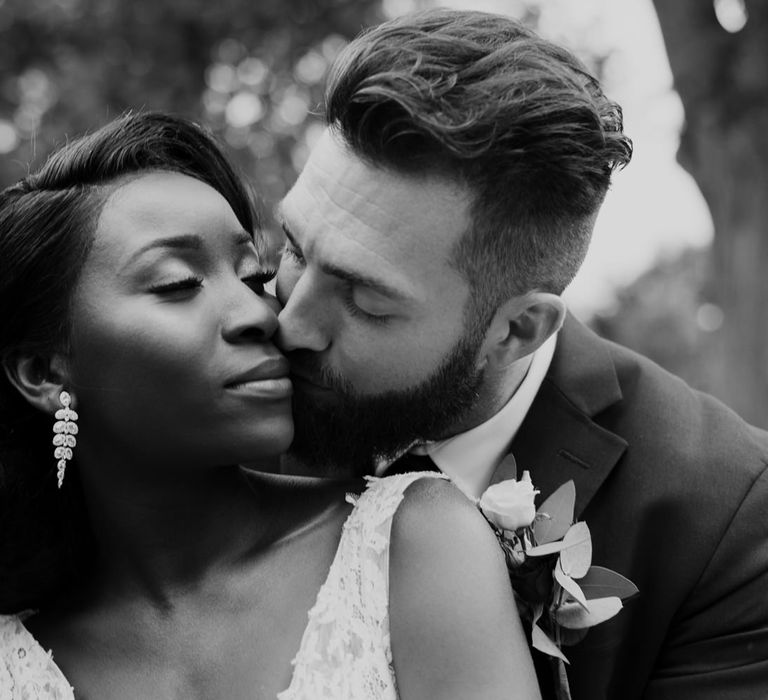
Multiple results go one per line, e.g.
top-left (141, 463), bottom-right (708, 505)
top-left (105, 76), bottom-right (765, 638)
top-left (478, 456), bottom-right (638, 700)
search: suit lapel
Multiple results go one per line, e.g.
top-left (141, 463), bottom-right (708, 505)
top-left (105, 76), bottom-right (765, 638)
top-left (491, 315), bottom-right (627, 518)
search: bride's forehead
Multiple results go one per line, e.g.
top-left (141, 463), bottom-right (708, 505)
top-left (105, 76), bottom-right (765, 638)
top-left (102, 171), bottom-right (228, 218)
top-left (92, 173), bottom-right (241, 252)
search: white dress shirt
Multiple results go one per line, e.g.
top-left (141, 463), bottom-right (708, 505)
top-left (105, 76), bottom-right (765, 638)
top-left (410, 333), bottom-right (557, 498)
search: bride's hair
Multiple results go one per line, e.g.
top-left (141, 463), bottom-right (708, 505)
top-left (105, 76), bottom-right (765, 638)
top-left (0, 112), bottom-right (260, 613)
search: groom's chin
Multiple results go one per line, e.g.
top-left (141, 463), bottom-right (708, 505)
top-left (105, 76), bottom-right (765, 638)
top-left (287, 390), bottom-right (376, 477)
top-left (285, 436), bottom-right (377, 479)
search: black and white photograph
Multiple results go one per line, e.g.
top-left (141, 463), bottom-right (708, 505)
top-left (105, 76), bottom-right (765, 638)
top-left (1, 0), bottom-right (766, 698)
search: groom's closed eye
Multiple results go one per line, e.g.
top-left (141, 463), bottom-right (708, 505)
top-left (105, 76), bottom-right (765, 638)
top-left (279, 221), bottom-right (407, 305)
top-left (342, 283), bottom-right (396, 324)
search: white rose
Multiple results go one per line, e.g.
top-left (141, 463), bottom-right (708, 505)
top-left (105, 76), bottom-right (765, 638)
top-left (479, 471), bottom-right (539, 531)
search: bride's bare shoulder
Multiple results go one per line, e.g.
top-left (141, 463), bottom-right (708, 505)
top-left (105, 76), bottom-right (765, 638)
top-left (388, 475), bottom-right (541, 700)
top-left (390, 475), bottom-right (505, 583)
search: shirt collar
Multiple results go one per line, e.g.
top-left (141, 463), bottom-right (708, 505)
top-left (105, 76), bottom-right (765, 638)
top-left (420, 332), bottom-right (558, 498)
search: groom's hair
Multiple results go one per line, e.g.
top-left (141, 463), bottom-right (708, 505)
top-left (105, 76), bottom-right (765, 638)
top-left (325, 9), bottom-right (632, 329)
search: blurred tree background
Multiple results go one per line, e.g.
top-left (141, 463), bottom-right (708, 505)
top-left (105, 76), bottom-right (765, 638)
top-left (1, 0), bottom-right (766, 426)
top-left (0, 0), bottom-right (382, 241)
top-left (600, 0), bottom-right (768, 426)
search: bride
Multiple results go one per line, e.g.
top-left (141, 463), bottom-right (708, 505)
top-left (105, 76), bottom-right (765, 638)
top-left (0, 112), bottom-right (540, 699)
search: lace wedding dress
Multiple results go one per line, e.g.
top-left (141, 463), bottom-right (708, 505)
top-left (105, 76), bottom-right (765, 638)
top-left (0, 472), bottom-right (446, 699)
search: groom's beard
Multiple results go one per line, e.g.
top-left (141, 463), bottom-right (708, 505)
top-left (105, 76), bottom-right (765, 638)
top-left (286, 330), bottom-right (486, 477)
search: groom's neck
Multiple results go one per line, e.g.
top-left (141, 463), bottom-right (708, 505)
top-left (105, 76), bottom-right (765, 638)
top-left (449, 353), bottom-right (534, 436)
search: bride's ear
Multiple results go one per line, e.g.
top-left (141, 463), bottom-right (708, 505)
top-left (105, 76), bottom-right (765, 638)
top-left (3, 352), bottom-right (71, 416)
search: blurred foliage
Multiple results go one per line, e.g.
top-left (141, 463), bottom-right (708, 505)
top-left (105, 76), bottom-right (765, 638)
top-left (0, 0), bottom-right (383, 235)
top-left (648, 0), bottom-right (768, 425)
top-left (4, 0), bottom-right (732, 417)
top-left (591, 248), bottom-right (726, 399)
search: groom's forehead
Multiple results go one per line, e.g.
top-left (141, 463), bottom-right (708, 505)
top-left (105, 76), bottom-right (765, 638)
top-left (282, 131), bottom-right (472, 247)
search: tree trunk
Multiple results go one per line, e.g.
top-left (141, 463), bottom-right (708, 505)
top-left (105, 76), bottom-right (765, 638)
top-left (651, 0), bottom-right (768, 426)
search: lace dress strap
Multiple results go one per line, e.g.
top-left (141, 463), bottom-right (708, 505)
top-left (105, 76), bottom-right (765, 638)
top-left (278, 471), bottom-right (449, 700)
top-left (0, 614), bottom-right (74, 699)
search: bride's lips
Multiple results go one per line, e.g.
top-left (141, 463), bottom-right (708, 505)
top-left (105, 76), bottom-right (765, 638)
top-left (225, 358), bottom-right (292, 398)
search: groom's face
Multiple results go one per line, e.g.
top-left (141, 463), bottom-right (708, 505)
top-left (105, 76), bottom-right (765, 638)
top-left (275, 130), bottom-right (486, 473)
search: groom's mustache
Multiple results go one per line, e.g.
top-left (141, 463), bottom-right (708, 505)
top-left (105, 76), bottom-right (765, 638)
top-left (285, 350), bottom-right (353, 397)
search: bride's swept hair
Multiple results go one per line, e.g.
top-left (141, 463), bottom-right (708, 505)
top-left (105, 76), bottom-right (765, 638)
top-left (0, 112), bottom-right (260, 613)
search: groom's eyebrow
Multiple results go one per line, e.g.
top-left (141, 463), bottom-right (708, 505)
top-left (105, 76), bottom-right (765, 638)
top-left (278, 216), bottom-right (412, 303)
top-left (324, 263), bottom-right (411, 302)
top-left (279, 220), bottom-right (304, 257)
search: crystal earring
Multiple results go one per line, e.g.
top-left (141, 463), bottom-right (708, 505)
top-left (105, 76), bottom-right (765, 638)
top-left (52, 390), bottom-right (78, 488)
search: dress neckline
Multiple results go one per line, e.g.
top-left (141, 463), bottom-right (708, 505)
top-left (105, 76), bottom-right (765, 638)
top-left (276, 494), bottom-right (358, 697)
top-left (12, 612), bottom-right (73, 696)
top-left (13, 499), bottom-right (358, 699)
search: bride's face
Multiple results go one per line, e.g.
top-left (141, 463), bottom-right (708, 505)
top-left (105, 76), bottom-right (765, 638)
top-left (65, 171), bottom-right (293, 468)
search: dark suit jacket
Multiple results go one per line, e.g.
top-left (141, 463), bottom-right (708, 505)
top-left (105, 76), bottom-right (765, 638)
top-left (495, 314), bottom-right (768, 699)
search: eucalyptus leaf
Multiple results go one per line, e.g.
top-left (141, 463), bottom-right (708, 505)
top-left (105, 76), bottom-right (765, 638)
top-left (495, 453), bottom-right (518, 479)
top-left (555, 596), bottom-right (623, 629)
top-left (579, 566), bottom-right (639, 601)
top-left (554, 561), bottom-right (588, 609)
top-left (533, 481), bottom-right (575, 544)
top-left (559, 522), bottom-right (592, 577)
top-left (532, 622), bottom-right (570, 663)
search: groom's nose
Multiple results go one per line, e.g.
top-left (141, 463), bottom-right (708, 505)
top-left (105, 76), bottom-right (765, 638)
top-left (275, 268), bottom-right (330, 353)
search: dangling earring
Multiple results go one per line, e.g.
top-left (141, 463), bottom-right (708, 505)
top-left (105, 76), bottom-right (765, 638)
top-left (52, 390), bottom-right (78, 488)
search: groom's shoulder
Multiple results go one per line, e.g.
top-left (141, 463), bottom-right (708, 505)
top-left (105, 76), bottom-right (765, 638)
top-left (603, 334), bottom-right (767, 453)
top-left (582, 333), bottom-right (768, 507)
top-left (554, 317), bottom-right (767, 450)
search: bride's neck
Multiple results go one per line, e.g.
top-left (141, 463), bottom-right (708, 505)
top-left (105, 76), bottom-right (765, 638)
top-left (75, 445), bottom-right (285, 604)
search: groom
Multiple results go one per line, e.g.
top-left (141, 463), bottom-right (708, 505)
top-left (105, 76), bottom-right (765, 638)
top-left (274, 9), bottom-right (768, 699)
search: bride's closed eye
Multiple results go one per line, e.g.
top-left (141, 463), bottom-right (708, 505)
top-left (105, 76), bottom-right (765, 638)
top-left (148, 268), bottom-right (276, 297)
top-left (149, 275), bottom-right (203, 295)
top-left (242, 268), bottom-right (277, 294)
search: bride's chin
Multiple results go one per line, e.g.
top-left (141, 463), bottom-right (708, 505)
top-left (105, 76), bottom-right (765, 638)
top-left (252, 421), bottom-right (295, 457)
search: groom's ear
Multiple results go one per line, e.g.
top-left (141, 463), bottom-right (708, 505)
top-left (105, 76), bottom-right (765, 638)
top-left (3, 352), bottom-right (71, 416)
top-left (478, 292), bottom-right (566, 368)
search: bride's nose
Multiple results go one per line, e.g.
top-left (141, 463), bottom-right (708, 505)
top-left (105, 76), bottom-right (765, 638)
top-left (222, 288), bottom-right (279, 344)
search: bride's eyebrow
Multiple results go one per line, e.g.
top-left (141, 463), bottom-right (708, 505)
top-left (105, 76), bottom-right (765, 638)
top-left (125, 234), bottom-right (203, 267)
top-left (125, 230), bottom-right (257, 269)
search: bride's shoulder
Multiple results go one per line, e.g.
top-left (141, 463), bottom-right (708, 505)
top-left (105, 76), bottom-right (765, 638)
top-left (389, 479), bottom-right (539, 698)
top-left (353, 473), bottom-right (481, 528)
top-left (356, 472), bottom-right (508, 589)
top-left (377, 473), bottom-right (500, 556)
top-left (0, 612), bottom-right (30, 647)
top-left (0, 613), bottom-right (74, 698)
top-left (0, 613), bottom-right (39, 680)
top-left (348, 473), bottom-right (505, 575)
top-left (358, 471), bottom-right (465, 506)
top-left (386, 475), bottom-right (539, 698)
